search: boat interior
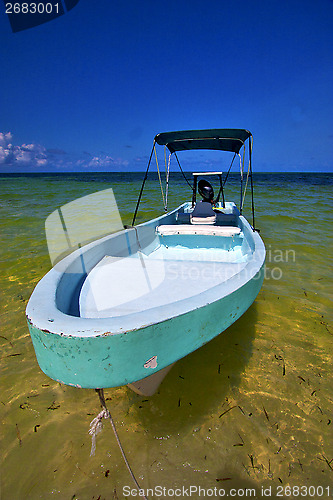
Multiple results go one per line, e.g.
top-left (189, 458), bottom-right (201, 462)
top-left (54, 194), bottom-right (255, 322)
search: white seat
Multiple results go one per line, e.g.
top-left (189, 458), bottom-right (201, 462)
top-left (157, 225), bottom-right (241, 237)
top-left (191, 215), bottom-right (216, 225)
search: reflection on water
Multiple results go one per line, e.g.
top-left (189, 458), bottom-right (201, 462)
top-left (1, 172), bottom-right (332, 499)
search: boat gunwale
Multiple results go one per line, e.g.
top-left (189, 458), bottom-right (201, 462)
top-left (26, 204), bottom-right (265, 339)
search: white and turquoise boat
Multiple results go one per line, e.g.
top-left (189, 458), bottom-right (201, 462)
top-left (26, 129), bottom-right (265, 395)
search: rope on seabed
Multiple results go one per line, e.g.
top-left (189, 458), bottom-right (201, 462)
top-left (89, 388), bottom-right (149, 500)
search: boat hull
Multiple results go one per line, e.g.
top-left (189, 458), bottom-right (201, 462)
top-left (26, 202), bottom-right (265, 389)
top-left (27, 266), bottom-right (264, 388)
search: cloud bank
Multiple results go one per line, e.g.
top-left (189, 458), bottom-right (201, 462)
top-left (0, 132), bottom-right (130, 172)
top-left (0, 132), bottom-right (48, 168)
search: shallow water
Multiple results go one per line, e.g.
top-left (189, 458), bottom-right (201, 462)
top-left (1, 172), bottom-right (332, 499)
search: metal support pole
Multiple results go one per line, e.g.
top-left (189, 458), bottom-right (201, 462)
top-left (132, 142), bottom-right (155, 226)
top-left (192, 175), bottom-right (197, 207)
top-left (249, 137), bottom-right (256, 230)
top-left (219, 174), bottom-right (225, 207)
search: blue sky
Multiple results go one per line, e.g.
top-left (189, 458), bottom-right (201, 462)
top-left (0, 0), bottom-right (332, 172)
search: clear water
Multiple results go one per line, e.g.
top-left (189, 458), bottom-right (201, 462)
top-left (1, 172), bottom-right (332, 499)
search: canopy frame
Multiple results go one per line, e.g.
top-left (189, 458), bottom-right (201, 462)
top-left (132, 129), bottom-right (257, 231)
top-left (155, 128), bottom-right (252, 154)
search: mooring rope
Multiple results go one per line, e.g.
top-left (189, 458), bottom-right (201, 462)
top-left (89, 388), bottom-right (148, 500)
top-left (89, 407), bottom-right (109, 456)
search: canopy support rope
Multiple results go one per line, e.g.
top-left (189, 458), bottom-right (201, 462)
top-left (89, 388), bottom-right (149, 500)
top-left (174, 152), bottom-right (192, 189)
top-left (215, 152), bottom-right (237, 206)
top-left (241, 153), bottom-right (251, 214)
top-left (154, 144), bottom-right (166, 210)
top-left (239, 145), bottom-right (245, 214)
top-left (164, 147), bottom-right (171, 212)
top-left (223, 152), bottom-right (237, 187)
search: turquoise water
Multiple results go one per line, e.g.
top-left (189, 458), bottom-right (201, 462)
top-left (1, 172), bottom-right (332, 499)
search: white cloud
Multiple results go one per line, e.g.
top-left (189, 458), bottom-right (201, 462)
top-left (36, 158), bottom-right (48, 166)
top-left (0, 132), bottom-right (48, 167)
top-left (15, 149), bottom-right (32, 163)
top-left (0, 132), bottom-right (130, 171)
top-left (0, 146), bottom-right (12, 163)
top-left (21, 143), bottom-right (37, 151)
top-left (85, 155), bottom-right (129, 169)
top-left (0, 132), bottom-right (12, 147)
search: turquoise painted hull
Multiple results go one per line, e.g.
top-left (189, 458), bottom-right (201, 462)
top-left (26, 202), bottom-right (265, 389)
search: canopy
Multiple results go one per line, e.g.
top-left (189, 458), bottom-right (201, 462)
top-left (154, 129), bottom-right (252, 154)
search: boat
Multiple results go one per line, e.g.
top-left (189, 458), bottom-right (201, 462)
top-left (26, 129), bottom-right (265, 396)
